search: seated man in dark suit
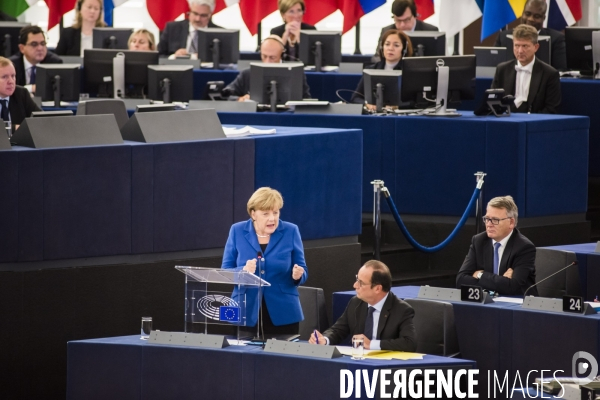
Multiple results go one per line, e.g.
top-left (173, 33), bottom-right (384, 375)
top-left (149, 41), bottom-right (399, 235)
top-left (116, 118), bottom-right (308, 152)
top-left (0, 57), bottom-right (41, 127)
top-left (224, 35), bottom-right (311, 101)
top-left (309, 260), bottom-right (417, 351)
top-left (492, 24), bottom-right (561, 114)
top-left (456, 196), bottom-right (537, 296)
top-left (378, 0), bottom-right (437, 48)
top-left (157, 0), bottom-right (224, 58)
top-left (495, 0), bottom-right (566, 71)
top-left (9, 25), bottom-right (62, 94)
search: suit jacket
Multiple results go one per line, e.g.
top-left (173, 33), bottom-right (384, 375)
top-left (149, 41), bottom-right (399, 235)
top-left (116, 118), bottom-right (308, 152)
top-left (9, 53), bottom-right (63, 86)
top-left (8, 86), bottom-right (42, 126)
top-left (224, 67), bottom-right (312, 100)
top-left (351, 60), bottom-right (402, 104)
top-left (157, 19), bottom-right (223, 56)
top-left (456, 228), bottom-right (537, 296)
top-left (491, 58), bottom-right (561, 114)
top-left (55, 27), bottom-right (82, 56)
top-left (323, 291), bottom-right (417, 351)
top-left (495, 28), bottom-right (567, 71)
top-left (221, 219), bottom-right (308, 327)
top-left (270, 22), bottom-right (316, 61)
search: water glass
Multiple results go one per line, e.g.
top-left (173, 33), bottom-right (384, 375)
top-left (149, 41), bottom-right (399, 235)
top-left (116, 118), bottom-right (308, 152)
top-left (351, 336), bottom-right (364, 360)
top-left (141, 317), bottom-right (152, 340)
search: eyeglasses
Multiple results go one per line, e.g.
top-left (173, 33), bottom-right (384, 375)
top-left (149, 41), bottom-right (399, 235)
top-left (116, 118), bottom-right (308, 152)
top-left (285, 9), bottom-right (304, 16)
top-left (187, 11), bottom-right (210, 18)
top-left (26, 41), bottom-right (47, 48)
top-left (482, 217), bottom-right (512, 225)
top-left (392, 15), bottom-right (414, 24)
top-left (355, 275), bottom-right (372, 288)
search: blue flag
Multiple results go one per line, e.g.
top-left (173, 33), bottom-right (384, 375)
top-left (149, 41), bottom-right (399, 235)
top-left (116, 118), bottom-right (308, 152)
top-left (104, 0), bottom-right (114, 27)
top-left (219, 306), bottom-right (240, 322)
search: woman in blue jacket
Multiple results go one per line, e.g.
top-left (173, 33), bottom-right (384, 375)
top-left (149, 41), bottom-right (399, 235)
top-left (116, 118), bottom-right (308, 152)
top-left (222, 187), bottom-right (307, 335)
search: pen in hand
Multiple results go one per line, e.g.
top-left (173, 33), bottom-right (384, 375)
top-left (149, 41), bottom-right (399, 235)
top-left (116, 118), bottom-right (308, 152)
top-left (314, 329), bottom-right (319, 344)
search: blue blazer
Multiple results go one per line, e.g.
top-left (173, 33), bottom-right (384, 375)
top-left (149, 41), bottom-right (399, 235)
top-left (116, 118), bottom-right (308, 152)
top-left (221, 219), bottom-right (307, 327)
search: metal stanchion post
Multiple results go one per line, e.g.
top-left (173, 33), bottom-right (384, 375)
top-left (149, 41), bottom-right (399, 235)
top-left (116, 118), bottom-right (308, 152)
top-left (371, 180), bottom-right (384, 260)
top-left (474, 172), bottom-right (487, 233)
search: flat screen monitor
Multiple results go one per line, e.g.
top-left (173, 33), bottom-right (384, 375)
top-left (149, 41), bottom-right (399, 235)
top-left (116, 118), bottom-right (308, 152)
top-left (401, 55), bottom-right (476, 109)
top-left (299, 31), bottom-right (342, 70)
top-left (196, 28), bottom-right (240, 67)
top-left (405, 31), bottom-right (446, 57)
top-left (83, 49), bottom-right (159, 98)
top-left (504, 34), bottom-right (551, 65)
top-left (93, 28), bottom-right (133, 49)
top-left (0, 22), bottom-right (29, 58)
top-left (474, 46), bottom-right (508, 78)
top-left (147, 65), bottom-right (193, 103)
top-left (363, 69), bottom-right (403, 111)
top-left (249, 62), bottom-right (304, 105)
top-left (565, 27), bottom-right (600, 73)
top-left (36, 64), bottom-right (81, 103)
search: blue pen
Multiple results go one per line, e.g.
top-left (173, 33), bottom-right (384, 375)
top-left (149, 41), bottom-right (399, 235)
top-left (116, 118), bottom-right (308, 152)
top-left (313, 329), bottom-right (319, 344)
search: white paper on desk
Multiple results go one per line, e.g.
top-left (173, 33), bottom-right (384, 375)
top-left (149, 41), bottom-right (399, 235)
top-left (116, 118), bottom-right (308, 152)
top-left (495, 297), bottom-right (524, 304)
top-left (226, 339), bottom-right (250, 346)
top-left (585, 301), bottom-right (600, 309)
top-left (335, 346), bottom-right (386, 357)
top-left (223, 126), bottom-right (276, 137)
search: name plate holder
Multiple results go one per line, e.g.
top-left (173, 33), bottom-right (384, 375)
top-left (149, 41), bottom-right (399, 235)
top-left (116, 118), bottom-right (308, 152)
top-left (148, 331), bottom-right (229, 349)
top-left (522, 296), bottom-right (597, 315)
top-left (263, 339), bottom-right (342, 359)
top-left (417, 286), bottom-right (493, 304)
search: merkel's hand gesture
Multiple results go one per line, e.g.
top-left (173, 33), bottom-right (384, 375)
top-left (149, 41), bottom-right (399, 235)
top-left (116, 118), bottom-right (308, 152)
top-left (292, 264), bottom-right (304, 280)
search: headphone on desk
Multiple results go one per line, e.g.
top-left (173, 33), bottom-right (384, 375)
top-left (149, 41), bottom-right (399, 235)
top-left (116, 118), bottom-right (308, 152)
top-left (377, 29), bottom-right (411, 61)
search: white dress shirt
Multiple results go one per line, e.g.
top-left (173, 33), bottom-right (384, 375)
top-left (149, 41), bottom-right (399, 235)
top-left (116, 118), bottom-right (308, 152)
top-left (492, 229), bottom-right (514, 273)
top-left (514, 56), bottom-right (535, 109)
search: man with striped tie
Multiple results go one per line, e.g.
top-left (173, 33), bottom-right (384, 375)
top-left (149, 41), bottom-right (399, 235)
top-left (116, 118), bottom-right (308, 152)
top-left (309, 260), bottom-right (416, 351)
top-left (456, 196), bottom-right (537, 296)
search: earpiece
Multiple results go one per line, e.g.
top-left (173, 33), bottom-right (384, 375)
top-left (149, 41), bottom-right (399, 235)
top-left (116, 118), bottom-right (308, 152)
top-left (262, 34), bottom-right (286, 56)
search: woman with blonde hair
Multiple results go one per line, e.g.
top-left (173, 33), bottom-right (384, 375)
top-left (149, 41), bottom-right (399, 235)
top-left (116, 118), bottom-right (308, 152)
top-left (270, 0), bottom-right (316, 61)
top-left (128, 29), bottom-right (156, 51)
top-left (55, 0), bottom-right (106, 56)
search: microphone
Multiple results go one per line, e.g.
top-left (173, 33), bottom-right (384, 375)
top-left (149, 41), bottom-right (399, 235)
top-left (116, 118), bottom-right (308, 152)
top-left (523, 261), bottom-right (578, 298)
top-left (256, 251), bottom-right (264, 342)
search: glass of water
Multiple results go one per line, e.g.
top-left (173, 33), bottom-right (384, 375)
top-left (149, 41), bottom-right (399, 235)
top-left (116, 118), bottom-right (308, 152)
top-left (351, 336), bottom-right (364, 360)
top-left (141, 317), bottom-right (152, 340)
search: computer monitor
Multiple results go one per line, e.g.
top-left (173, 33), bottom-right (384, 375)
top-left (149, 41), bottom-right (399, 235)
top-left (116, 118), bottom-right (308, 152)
top-left (147, 65), bottom-right (193, 103)
top-left (503, 34), bottom-right (551, 65)
top-left (36, 64), bottom-right (81, 106)
top-left (83, 49), bottom-right (159, 98)
top-left (474, 46), bottom-right (508, 78)
top-left (405, 31), bottom-right (446, 57)
top-left (363, 69), bottom-right (403, 113)
top-left (565, 27), bottom-right (600, 73)
top-left (249, 62), bottom-right (304, 110)
top-left (0, 22), bottom-right (29, 58)
top-left (401, 55), bottom-right (476, 116)
top-left (93, 28), bottom-right (133, 49)
top-left (196, 28), bottom-right (239, 68)
top-left (299, 31), bottom-right (342, 71)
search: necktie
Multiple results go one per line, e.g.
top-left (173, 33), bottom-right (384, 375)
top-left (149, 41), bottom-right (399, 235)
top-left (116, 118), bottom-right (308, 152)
top-left (493, 242), bottom-right (501, 275)
top-left (514, 64), bottom-right (531, 108)
top-left (30, 65), bottom-right (36, 85)
top-left (0, 99), bottom-right (8, 122)
top-left (190, 30), bottom-right (199, 54)
top-left (364, 306), bottom-right (375, 340)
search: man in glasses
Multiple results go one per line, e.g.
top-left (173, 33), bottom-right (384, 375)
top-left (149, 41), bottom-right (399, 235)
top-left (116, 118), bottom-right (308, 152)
top-left (309, 260), bottom-right (416, 351)
top-left (456, 196), bottom-right (537, 296)
top-left (158, 0), bottom-right (224, 57)
top-left (9, 26), bottom-right (62, 93)
top-left (378, 0), bottom-right (438, 53)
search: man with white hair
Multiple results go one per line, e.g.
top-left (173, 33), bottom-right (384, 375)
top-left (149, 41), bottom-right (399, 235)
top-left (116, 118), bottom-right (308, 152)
top-left (157, 0), bottom-right (224, 57)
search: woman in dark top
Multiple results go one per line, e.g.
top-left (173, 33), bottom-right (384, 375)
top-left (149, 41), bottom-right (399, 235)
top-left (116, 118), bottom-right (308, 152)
top-left (55, 0), bottom-right (106, 56)
top-left (351, 29), bottom-right (413, 109)
top-left (270, 0), bottom-right (316, 61)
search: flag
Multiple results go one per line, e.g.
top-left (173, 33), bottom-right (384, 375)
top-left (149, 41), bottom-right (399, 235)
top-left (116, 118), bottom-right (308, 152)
top-left (219, 306), bottom-right (240, 322)
top-left (303, 0), bottom-right (338, 26)
top-left (480, 0), bottom-right (526, 41)
top-left (338, 0), bottom-right (386, 34)
top-left (146, 0), bottom-right (188, 31)
top-left (414, 0), bottom-right (434, 20)
top-left (546, 0), bottom-right (582, 31)
top-left (213, 0), bottom-right (240, 15)
top-left (239, 0), bottom-right (278, 36)
top-left (44, 0), bottom-right (74, 30)
top-left (0, 0), bottom-right (39, 18)
top-left (103, 0), bottom-right (128, 27)
top-left (438, 0), bottom-right (482, 38)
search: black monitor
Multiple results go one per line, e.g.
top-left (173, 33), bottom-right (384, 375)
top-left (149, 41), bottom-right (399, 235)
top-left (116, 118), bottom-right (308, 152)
top-left (405, 31), bottom-right (446, 57)
top-left (36, 64), bottom-right (81, 106)
top-left (249, 62), bottom-right (304, 110)
top-left (147, 65), bottom-right (193, 103)
top-left (83, 49), bottom-right (159, 98)
top-left (363, 69), bottom-right (403, 113)
top-left (299, 31), bottom-right (342, 71)
top-left (196, 28), bottom-right (239, 68)
top-left (565, 27), bottom-right (600, 73)
top-left (0, 22), bottom-right (29, 58)
top-left (93, 27), bottom-right (133, 49)
top-left (401, 55), bottom-right (476, 116)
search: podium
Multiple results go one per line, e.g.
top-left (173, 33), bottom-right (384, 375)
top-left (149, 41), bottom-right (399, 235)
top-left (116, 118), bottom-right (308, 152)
top-left (175, 266), bottom-right (270, 339)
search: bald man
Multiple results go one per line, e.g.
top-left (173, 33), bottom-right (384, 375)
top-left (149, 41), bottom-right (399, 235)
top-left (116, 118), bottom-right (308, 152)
top-left (224, 35), bottom-right (311, 101)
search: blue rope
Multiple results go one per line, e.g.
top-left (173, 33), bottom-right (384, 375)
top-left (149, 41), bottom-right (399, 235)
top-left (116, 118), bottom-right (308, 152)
top-left (384, 186), bottom-right (481, 253)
